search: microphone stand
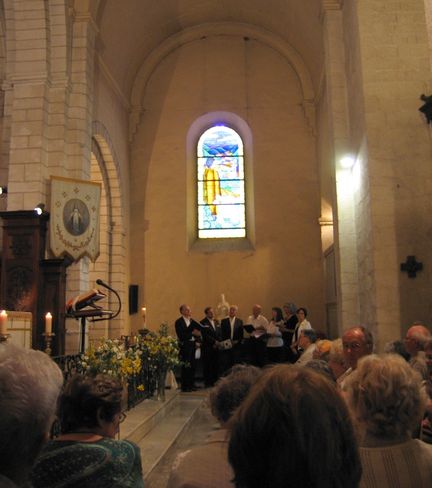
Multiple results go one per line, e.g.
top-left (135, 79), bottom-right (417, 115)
top-left (91, 279), bottom-right (122, 321)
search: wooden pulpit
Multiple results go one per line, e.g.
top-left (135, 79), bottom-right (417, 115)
top-left (0, 210), bottom-right (71, 354)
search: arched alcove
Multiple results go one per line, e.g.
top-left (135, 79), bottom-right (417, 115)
top-left (91, 121), bottom-right (127, 339)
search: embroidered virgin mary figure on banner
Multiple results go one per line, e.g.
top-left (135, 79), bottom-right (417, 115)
top-left (50, 176), bottom-right (101, 262)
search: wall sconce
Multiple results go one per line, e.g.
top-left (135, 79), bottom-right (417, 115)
top-left (0, 186), bottom-right (7, 196)
top-left (419, 94), bottom-right (432, 124)
top-left (34, 203), bottom-right (46, 215)
top-left (340, 155), bottom-right (355, 169)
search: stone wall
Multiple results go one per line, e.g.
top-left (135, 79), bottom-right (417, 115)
top-left (130, 34), bottom-right (326, 332)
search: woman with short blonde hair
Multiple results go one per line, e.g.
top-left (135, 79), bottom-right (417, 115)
top-left (328, 338), bottom-right (347, 380)
top-left (345, 354), bottom-right (432, 487)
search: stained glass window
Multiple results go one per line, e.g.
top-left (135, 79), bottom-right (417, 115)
top-left (197, 126), bottom-right (246, 238)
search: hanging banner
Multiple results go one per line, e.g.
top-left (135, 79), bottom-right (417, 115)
top-left (50, 176), bottom-right (101, 262)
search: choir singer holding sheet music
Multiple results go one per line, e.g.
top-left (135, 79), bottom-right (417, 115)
top-left (243, 304), bottom-right (268, 367)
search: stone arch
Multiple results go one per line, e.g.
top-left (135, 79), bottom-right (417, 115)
top-left (129, 21), bottom-right (316, 141)
top-left (91, 120), bottom-right (127, 339)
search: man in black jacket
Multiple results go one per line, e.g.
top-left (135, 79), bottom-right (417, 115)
top-left (200, 306), bottom-right (220, 387)
top-left (219, 305), bottom-right (244, 375)
top-left (175, 304), bottom-right (202, 392)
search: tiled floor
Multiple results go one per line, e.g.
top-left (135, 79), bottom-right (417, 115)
top-left (145, 401), bottom-right (218, 488)
top-left (120, 387), bottom-right (218, 487)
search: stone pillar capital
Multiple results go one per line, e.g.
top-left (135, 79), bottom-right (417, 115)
top-left (321, 0), bottom-right (343, 17)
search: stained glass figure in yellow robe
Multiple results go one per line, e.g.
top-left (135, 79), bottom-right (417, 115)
top-left (203, 158), bottom-right (221, 216)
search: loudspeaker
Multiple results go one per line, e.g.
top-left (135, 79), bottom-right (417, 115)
top-left (129, 284), bottom-right (139, 315)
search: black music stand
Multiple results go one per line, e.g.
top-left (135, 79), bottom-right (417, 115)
top-left (66, 283), bottom-right (121, 354)
top-left (67, 307), bottom-right (113, 354)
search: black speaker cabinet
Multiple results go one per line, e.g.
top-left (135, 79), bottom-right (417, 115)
top-left (129, 284), bottom-right (139, 315)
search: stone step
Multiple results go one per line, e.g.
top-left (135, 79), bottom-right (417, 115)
top-left (120, 389), bottom-right (206, 481)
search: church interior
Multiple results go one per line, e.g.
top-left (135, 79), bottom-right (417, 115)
top-left (1, 2), bottom-right (432, 487)
top-left (0, 0), bottom-right (430, 350)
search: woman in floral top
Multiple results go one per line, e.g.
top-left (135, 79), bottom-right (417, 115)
top-left (31, 374), bottom-right (144, 488)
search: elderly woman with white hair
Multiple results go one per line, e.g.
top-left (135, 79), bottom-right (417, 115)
top-left (0, 343), bottom-right (63, 487)
top-left (345, 354), bottom-right (432, 487)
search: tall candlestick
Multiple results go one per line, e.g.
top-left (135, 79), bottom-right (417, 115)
top-left (0, 310), bottom-right (7, 335)
top-left (45, 312), bottom-right (53, 334)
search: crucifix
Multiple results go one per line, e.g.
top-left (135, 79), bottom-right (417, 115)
top-left (400, 255), bottom-right (423, 278)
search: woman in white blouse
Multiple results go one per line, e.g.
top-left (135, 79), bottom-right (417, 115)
top-left (290, 307), bottom-right (312, 360)
top-left (266, 307), bottom-right (285, 363)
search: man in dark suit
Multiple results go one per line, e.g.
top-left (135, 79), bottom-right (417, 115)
top-left (175, 304), bottom-right (202, 392)
top-left (219, 305), bottom-right (244, 375)
top-left (200, 306), bottom-right (220, 387)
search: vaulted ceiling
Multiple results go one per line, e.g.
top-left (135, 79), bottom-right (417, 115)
top-left (95, 0), bottom-right (325, 103)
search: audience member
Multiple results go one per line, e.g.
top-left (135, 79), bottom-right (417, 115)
top-left (294, 328), bottom-right (317, 366)
top-left (228, 365), bottom-right (362, 488)
top-left (200, 306), bottom-right (220, 387)
top-left (383, 339), bottom-right (410, 362)
top-left (31, 374), bottom-right (144, 488)
top-left (167, 365), bottom-right (262, 488)
top-left (421, 338), bottom-right (432, 443)
top-left (328, 338), bottom-right (348, 381)
top-left (266, 306), bottom-right (284, 363)
top-left (425, 338), bottom-right (432, 391)
top-left (219, 305), bottom-right (244, 375)
top-left (305, 359), bottom-right (336, 382)
top-left (291, 307), bottom-right (312, 351)
top-left (339, 326), bottom-right (373, 387)
top-left (404, 323), bottom-right (431, 380)
top-left (244, 304), bottom-right (269, 367)
top-left (175, 304), bottom-right (202, 392)
top-left (345, 354), bottom-right (432, 487)
top-left (313, 339), bottom-right (332, 361)
top-left (0, 344), bottom-right (63, 488)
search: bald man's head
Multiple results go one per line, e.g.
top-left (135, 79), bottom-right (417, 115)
top-left (404, 324), bottom-right (431, 356)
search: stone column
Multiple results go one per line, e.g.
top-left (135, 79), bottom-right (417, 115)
top-left (64, 6), bottom-right (99, 352)
top-left (344, 0), bottom-right (432, 348)
top-left (321, 0), bottom-right (360, 333)
top-left (3, 0), bottom-right (51, 210)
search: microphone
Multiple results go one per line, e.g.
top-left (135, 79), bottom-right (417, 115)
top-left (94, 278), bottom-right (122, 320)
top-left (96, 279), bottom-right (115, 293)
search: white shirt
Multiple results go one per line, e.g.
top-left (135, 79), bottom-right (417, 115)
top-left (359, 439), bottom-right (432, 488)
top-left (295, 343), bottom-right (316, 366)
top-left (182, 315), bottom-right (195, 341)
top-left (246, 314), bottom-right (269, 338)
top-left (291, 319), bottom-right (312, 344)
top-left (229, 317), bottom-right (236, 339)
top-left (266, 320), bottom-right (284, 348)
top-left (182, 315), bottom-right (191, 327)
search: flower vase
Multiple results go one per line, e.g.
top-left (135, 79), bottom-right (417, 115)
top-left (156, 369), bottom-right (168, 401)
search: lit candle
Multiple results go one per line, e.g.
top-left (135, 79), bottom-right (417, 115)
top-left (0, 310), bottom-right (7, 335)
top-left (142, 307), bottom-right (146, 319)
top-left (45, 312), bottom-right (52, 334)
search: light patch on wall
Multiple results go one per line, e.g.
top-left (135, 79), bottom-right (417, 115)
top-left (336, 155), bottom-right (362, 204)
top-left (352, 156), bottom-right (362, 193)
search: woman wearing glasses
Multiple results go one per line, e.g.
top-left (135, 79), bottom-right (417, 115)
top-left (31, 374), bottom-right (144, 487)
